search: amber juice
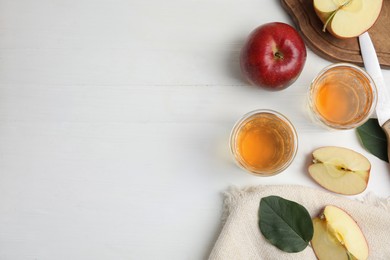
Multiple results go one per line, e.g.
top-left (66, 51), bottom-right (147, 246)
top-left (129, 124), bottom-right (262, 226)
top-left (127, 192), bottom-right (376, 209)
top-left (309, 63), bottom-right (377, 129)
top-left (230, 110), bottom-right (298, 176)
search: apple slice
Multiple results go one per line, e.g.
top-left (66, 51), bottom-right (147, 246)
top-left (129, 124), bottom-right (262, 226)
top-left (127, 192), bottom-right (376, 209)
top-left (314, 0), bottom-right (383, 38)
top-left (308, 146), bottom-right (370, 195)
top-left (311, 205), bottom-right (369, 260)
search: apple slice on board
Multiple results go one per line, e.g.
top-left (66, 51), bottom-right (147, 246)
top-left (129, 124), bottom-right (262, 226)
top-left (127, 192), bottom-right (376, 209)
top-left (311, 205), bottom-right (369, 260)
top-left (314, 0), bottom-right (383, 38)
top-left (308, 147), bottom-right (370, 195)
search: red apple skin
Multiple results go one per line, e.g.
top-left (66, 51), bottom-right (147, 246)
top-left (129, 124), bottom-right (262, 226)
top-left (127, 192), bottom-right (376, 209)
top-left (240, 22), bottom-right (307, 90)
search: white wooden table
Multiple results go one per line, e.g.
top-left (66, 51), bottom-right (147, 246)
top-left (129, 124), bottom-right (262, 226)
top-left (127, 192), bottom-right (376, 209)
top-left (1, 0), bottom-right (389, 259)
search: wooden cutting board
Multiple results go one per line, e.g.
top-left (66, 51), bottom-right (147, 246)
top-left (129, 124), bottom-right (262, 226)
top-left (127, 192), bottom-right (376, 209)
top-left (281, 0), bottom-right (390, 69)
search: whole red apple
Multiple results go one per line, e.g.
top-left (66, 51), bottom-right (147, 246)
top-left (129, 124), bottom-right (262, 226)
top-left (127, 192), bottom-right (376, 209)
top-left (240, 22), bottom-right (306, 90)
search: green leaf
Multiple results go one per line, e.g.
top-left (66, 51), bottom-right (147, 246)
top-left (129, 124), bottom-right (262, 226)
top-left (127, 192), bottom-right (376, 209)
top-left (356, 118), bottom-right (388, 162)
top-left (259, 196), bottom-right (313, 253)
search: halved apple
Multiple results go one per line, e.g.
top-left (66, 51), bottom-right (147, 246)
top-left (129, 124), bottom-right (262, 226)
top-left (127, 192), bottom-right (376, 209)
top-left (308, 146), bottom-right (370, 195)
top-left (311, 205), bottom-right (369, 260)
top-left (314, 0), bottom-right (383, 38)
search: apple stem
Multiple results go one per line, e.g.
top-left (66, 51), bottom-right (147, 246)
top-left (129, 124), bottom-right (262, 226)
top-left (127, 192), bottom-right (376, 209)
top-left (274, 51), bottom-right (284, 60)
top-left (346, 251), bottom-right (357, 260)
top-left (322, 0), bottom-right (352, 32)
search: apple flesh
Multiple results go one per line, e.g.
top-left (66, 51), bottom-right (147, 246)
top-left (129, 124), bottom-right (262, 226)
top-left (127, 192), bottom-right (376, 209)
top-left (311, 205), bottom-right (369, 260)
top-left (240, 22), bottom-right (306, 90)
top-left (314, 0), bottom-right (383, 38)
top-left (308, 146), bottom-right (370, 195)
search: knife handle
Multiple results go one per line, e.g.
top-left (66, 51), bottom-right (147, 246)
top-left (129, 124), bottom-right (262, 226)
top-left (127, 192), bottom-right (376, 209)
top-left (382, 120), bottom-right (390, 163)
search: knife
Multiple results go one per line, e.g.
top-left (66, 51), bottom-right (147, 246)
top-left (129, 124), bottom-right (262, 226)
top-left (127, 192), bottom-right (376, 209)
top-left (359, 32), bottom-right (390, 162)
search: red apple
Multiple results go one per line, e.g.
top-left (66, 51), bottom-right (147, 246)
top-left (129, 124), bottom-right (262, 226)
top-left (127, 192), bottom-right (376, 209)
top-left (240, 22), bottom-right (306, 90)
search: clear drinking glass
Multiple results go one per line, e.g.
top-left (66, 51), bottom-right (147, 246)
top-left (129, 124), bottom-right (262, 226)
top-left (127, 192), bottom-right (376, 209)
top-left (230, 109), bottom-right (298, 176)
top-left (308, 63), bottom-right (377, 130)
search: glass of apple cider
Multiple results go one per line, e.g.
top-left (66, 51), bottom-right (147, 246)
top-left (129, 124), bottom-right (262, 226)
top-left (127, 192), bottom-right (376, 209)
top-left (308, 63), bottom-right (377, 130)
top-left (230, 109), bottom-right (298, 176)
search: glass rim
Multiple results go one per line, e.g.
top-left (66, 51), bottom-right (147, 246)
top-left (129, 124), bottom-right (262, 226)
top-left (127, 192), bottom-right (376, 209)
top-left (308, 62), bottom-right (378, 130)
top-left (229, 109), bottom-right (298, 176)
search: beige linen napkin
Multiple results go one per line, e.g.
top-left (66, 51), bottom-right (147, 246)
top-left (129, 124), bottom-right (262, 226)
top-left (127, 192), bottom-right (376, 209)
top-left (209, 185), bottom-right (390, 260)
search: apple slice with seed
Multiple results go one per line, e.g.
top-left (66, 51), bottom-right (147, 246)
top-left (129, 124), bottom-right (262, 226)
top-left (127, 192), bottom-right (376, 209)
top-left (311, 205), bottom-right (369, 260)
top-left (308, 146), bottom-right (370, 195)
top-left (314, 0), bottom-right (383, 38)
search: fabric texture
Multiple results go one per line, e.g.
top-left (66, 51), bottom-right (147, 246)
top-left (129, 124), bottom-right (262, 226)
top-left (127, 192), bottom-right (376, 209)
top-left (209, 185), bottom-right (390, 260)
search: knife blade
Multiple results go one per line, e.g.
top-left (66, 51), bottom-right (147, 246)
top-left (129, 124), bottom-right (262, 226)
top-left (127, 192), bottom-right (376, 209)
top-left (359, 31), bottom-right (390, 162)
